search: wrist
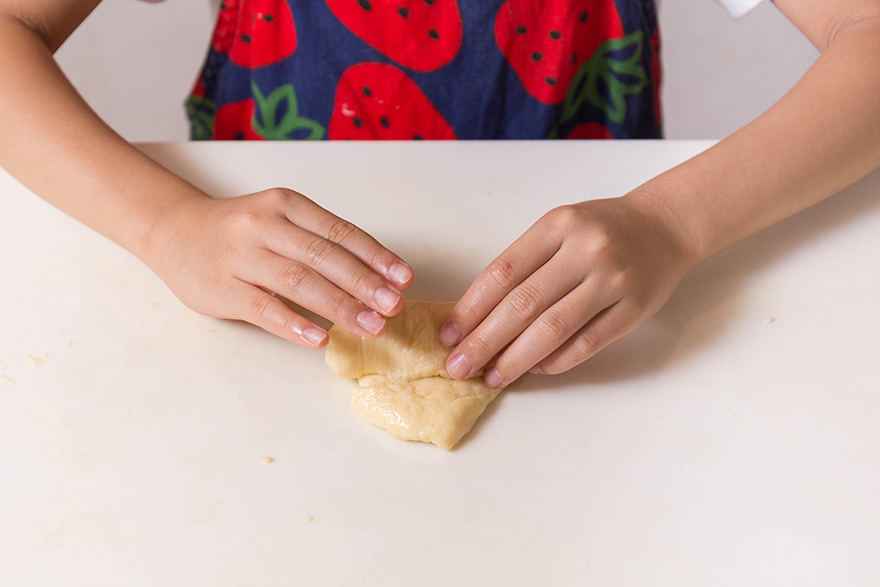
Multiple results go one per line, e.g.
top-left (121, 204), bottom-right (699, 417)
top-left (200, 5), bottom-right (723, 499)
top-left (620, 176), bottom-right (710, 272)
top-left (138, 186), bottom-right (212, 272)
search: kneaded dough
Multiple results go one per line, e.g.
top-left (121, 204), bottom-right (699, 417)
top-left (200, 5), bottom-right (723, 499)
top-left (325, 301), bottom-right (504, 450)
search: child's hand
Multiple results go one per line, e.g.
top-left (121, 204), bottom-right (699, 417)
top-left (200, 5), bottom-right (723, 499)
top-left (145, 188), bottom-right (413, 348)
top-left (440, 195), bottom-right (696, 387)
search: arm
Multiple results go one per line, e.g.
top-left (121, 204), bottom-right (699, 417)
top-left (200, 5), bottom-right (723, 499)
top-left (442, 0), bottom-right (880, 386)
top-left (0, 0), bottom-right (413, 347)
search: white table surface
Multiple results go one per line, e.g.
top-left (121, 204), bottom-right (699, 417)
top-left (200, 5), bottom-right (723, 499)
top-left (1, 141), bottom-right (879, 586)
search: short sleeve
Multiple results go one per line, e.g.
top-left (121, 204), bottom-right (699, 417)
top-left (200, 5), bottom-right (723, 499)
top-left (716, 0), bottom-right (764, 18)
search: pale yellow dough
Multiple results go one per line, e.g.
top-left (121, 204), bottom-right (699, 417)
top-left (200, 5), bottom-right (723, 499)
top-left (325, 301), bottom-right (504, 450)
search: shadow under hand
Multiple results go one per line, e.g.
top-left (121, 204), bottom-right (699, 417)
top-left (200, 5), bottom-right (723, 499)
top-left (515, 169), bottom-right (880, 392)
top-left (404, 257), bottom-right (475, 302)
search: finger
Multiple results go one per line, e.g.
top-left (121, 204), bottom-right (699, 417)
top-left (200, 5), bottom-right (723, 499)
top-left (476, 281), bottom-right (620, 387)
top-left (530, 301), bottom-right (642, 376)
top-left (263, 216), bottom-right (405, 317)
top-left (444, 257), bottom-right (583, 380)
top-left (278, 189), bottom-right (414, 288)
top-left (238, 250), bottom-right (388, 339)
top-left (440, 221), bottom-right (562, 347)
top-left (232, 282), bottom-right (330, 349)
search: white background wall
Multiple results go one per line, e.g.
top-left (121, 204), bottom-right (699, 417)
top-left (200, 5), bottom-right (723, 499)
top-left (53, 0), bottom-right (819, 142)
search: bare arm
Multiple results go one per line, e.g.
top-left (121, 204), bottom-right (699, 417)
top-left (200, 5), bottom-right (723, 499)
top-left (0, 0), bottom-right (184, 258)
top-left (646, 0), bottom-right (880, 263)
top-left (0, 0), bottom-right (413, 347)
top-left (443, 0), bottom-right (880, 386)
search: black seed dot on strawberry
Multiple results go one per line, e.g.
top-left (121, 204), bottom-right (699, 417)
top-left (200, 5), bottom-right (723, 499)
top-left (220, 1), bottom-right (227, 8)
top-left (413, 134), bottom-right (423, 140)
top-left (240, 33), bottom-right (252, 44)
top-left (423, 0), bottom-right (434, 5)
top-left (580, 11), bottom-right (589, 22)
top-left (398, 7), bottom-right (409, 17)
top-left (550, 30), bottom-right (561, 40)
top-left (353, 117), bottom-right (363, 127)
top-left (362, 86), bottom-right (372, 97)
top-left (358, 0), bottom-right (372, 10)
top-left (262, 14), bottom-right (274, 22)
top-left (571, 53), bottom-right (578, 64)
top-left (429, 29), bottom-right (439, 40)
top-left (380, 117), bottom-right (390, 128)
top-left (516, 25), bottom-right (527, 34)
top-left (531, 52), bottom-right (543, 61)
top-left (545, 76), bottom-right (557, 86)
top-left (234, 131), bottom-right (245, 140)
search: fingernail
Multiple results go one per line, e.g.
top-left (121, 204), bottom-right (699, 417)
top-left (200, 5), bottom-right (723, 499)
top-left (446, 353), bottom-right (471, 379)
top-left (357, 310), bottom-right (385, 335)
top-left (440, 320), bottom-right (461, 346)
top-left (302, 327), bottom-right (327, 347)
top-left (374, 287), bottom-right (401, 314)
top-left (529, 366), bottom-right (544, 375)
top-left (484, 368), bottom-right (505, 388)
top-left (387, 262), bottom-right (412, 286)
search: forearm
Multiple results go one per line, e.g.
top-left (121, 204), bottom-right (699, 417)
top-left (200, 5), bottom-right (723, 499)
top-left (0, 14), bottom-right (208, 262)
top-left (630, 16), bottom-right (880, 267)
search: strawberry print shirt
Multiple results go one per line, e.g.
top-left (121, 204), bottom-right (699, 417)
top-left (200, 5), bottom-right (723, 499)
top-left (186, 0), bottom-right (662, 141)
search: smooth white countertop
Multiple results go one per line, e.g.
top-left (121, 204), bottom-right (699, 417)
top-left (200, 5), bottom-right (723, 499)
top-left (1, 141), bottom-right (879, 586)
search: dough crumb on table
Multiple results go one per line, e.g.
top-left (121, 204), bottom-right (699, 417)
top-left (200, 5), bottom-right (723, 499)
top-left (261, 455), bottom-right (274, 463)
top-left (0, 375), bottom-right (15, 385)
top-left (26, 353), bottom-right (47, 369)
top-left (325, 301), bottom-right (505, 450)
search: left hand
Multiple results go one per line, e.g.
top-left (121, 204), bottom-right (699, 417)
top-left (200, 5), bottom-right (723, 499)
top-left (441, 195), bottom-right (697, 387)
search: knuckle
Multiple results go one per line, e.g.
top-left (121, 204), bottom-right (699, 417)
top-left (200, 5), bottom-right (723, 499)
top-left (588, 227), bottom-right (615, 257)
top-left (230, 209), bottom-right (261, 235)
top-left (534, 310), bottom-right (570, 344)
top-left (546, 204), bottom-right (581, 230)
top-left (264, 187), bottom-right (293, 205)
top-left (506, 285), bottom-right (543, 318)
top-left (447, 299), bottom-right (478, 326)
top-left (485, 254), bottom-right (522, 290)
top-left (245, 294), bottom-right (276, 323)
top-left (303, 236), bottom-right (334, 266)
top-left (321, 293), bottom-right (350, 324)
top-left (463, 330), bottom-right (495, 359)
top-left (325, 218), bottom-right (360, 247)
top-left (278, 263), bottom-right (309, 293)
top-left (349, 268), bottom-right (377, 297)
top-left (571, 330), bottom-right (602, 359)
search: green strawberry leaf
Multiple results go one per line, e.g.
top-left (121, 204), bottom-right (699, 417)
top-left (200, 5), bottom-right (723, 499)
top-left (251, 80), bottom-right (325, 141)
top-left (549, 31), bottom-right (649, 138)
top-left (185, 95), bottom-right (216, 141)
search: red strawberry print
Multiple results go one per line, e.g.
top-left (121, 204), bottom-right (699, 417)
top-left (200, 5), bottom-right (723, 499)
top-left (329, 62), bottom-right (456, 140)
top-left (567, 122), bottom-right (613, 139)
top-left (228, 0), bottom-right (298, 69)
top-left (325, 0), bottom-right (463, 72)
top-left (495, 0), bottom-right (624, 104)
top-left (191, 77), bottom-right (206, 99)
top-left (213, 99), bottom-right (264, 140)
top-left (211, 0), bottom-right (240, 54)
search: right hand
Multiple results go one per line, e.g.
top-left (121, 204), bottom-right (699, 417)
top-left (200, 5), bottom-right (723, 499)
top-left (144, 187), bottom-right (413, 348)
